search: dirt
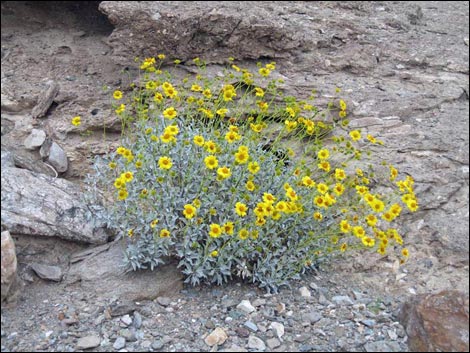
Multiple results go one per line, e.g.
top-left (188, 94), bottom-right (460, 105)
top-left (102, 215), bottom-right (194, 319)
top-left (1, 1), bottom-right (469, 351)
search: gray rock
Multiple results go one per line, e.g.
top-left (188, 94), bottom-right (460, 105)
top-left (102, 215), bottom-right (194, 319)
top-left (151, 340), bottom-right (164, 350)
top-left (1, 167), bottom-right (110, 244)
top-left (24, 129), bottom-right (46, 150)
top-left (302, 311), bottom-right (322, 324)
top-left (243, 320), bottom-right (258, 332)
top-left (30, 263), bottom-right (63, 282)
top-left (157, 296), bottom-right (171, 307)
top-left (120, 315), bottom-right (132, 327)
top-left (237, 300), bottom-right (255, 314)
top-left (67, 242), bottom-right (183, 302)
top-left (332, 295), bottom-right (354, 306)
top-left (133, 312), bottom-right (142, 329)
top-left (204, 327), bottom-right (228, 347)
top-left (40, 140), bottom-right (68, 173)
top-left (31, 80), bottom-right (59, 118)
top-left (76, 335), bottom-right (101, 350)
top-left (119, 328), bottom-right (137, 342)
top-left (269, 322), bottom-right (284, 339)
top-left (1, 149), bottom-right (15, 168)
top-left (113, 337), bottom-right (126, 350)
top-left (360, 319), bottom-right (376, 327)
top-left (364, 341), bottom-right (402, 352)
top-left (299, 286), bottom-right (311, 298)
top-left (247, 335), bottom-right (266, 351)
top-left (266, 337), bottom-right (281, 349)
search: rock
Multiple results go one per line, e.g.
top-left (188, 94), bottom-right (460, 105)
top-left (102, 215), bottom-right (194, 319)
top-left (30, 263), bottom-right (63, 282)
top-left (364, 341), bottom-right (402, 352)
top-left (302, 311), bottom-right (322, 324)
top-left (349, 117), bottom-right (384, 128)
top-left (40, 140), bottom-right (68, 173)
top-left (113, 337), bottom-right (126, 350)
top-left (1, 93), bottom-right (25, 112)
top-left (204, 327), bottom-right (228, 347)
top-left (1, 231), bottom-right (20, 303)
top-left (237, 300), bottom-right (255, 314)
top-left (67, 241), bottom-right (183, 302)
top-left (252, 298), bottom-right (266, 307)
top-left (398, 290), bottom-right (469, 352)
top-left (247, 335), bottom-right (266, 351)
top-left (1, 166), bottom-right (109, 244)
top-left (76, 335), bottom-right (101, 350)
top-left (243, 321), bottom-right (258, 332)
top-left (299, 286), bottom-right (311, 297)
top-left (157, 297), bottom-right (171, 307)
top-left (269, 322), bottom-right (284, 339)
top-left (133, 312), bottom-right (142, 329)
top-left (120, 315), bottom-right (132, 327)
top-left (331, 295), bottom-right (354, 306)
top-left (266, 337), bottom-right (281, 349)
top-left (98, 2), bottom-right (313, 64)
top-left (11, 148), bottom-right (56, 176)
top-left (1, 149), bottom-right (15, 168)
top-left (31, 80), bottom-right (59, 118)
top-left (23, 129), bottom-right (46, 150)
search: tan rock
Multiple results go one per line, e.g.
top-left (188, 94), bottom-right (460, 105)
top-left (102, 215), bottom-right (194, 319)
top-left (204, 327), bottom-right (228, 347)
top-left (398, 290), bottom-right (469, 352)
top-left (1, 231), bottom-right (17, 302)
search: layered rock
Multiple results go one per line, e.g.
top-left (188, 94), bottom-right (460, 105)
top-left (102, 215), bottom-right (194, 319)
top-left (1, 166), bottom-right (110, 244)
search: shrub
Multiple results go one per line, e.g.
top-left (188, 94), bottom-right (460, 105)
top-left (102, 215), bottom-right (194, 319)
top-left (84, 56), bottom-right (417, 292)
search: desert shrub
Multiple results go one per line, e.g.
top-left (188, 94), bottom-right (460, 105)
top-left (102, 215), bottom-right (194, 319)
top-left (83, 56), bottom-right (417, 292)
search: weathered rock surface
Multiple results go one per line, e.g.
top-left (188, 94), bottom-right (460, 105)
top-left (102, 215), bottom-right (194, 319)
top-left (1, 231), bottom-right (19, 303)
top-left (23, 128), bottom-right (46, 150)
top-left (398, 290), bottom-right (470, 352)
top-left (30, 262), bottom-right (63, 282)
top-left (1, 167), bottom-right (109, 244)
top-left (99, 1), bottom-right (313, 63)
top-left (39, 139), bottom-right (68, 173)
top-left (67, 241), bottom-right (183, 301)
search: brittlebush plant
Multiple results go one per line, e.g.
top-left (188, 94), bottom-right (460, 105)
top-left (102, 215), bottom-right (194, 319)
top-left (84, 55), bottom-right (417, 292)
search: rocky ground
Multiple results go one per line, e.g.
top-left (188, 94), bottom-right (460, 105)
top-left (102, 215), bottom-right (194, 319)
top-left (1, 1), bottom-right (469, 352)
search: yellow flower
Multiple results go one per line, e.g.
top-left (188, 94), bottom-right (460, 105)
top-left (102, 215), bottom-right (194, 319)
top-left (335, 168), bottom-right (346, 181)
top-left (238, 228), bottom-right (249, 240)
top-left (339, 99), bottom-right (347, 111)
top-left (135, 160), bottom-right (143, 169)
top-left (286, 188), bottom-right (298, 201)
top-left (366, 214), bottom-right (378, 227)
top-left (191, 84), bottom-right (202, 92)
top-left (121, 171), bottom-right (134, 183)
top-left (339, 220), bottom-right (351, 233)
top-left (163, 107), bottom-right (177, 119)
top-left (209, 223), bottom-right (222, 238)
top-left (216, 108), bottom-right (228, 117)
top-left (349, 130), bottom-right (361, 141)
top-left (114, 177), bottom-right (125, 189)
top-left (302, 176), bottom-right (315, 188)
top-left (160, 132), bottom-right (176, 144)
top-left (246, 180), bottom-right (255, 191)
top-left (118, 189), bottom-right (128, 201)
top-left (340, 243), bottom-right (348, 252)
top-left (401, 248), bottom-right (409, 258)
top-left (164, 86), bottom-right (178, 99)
top-left (154, 92), bottom-right (164, 102)
top-left (158, 156), bottom-right (173, 170)
top-left (203, 89), bottom-right (212, 98)
top-left (254, 87), bottom-right (265, 97)
top-left (231, 64), bottom-right (241, 72)
top-left (225, 131), bottom-right (241, 143)
top-left (183, 204), bottom-right (197, 219)
top-left (313, 212), bottom-right (323, 221)
top-left (194, 135), bottom-right (205, 146)
top-left (109, 162), bottom-right (117, 169)
top-left (234, 150), bottom-right (249, 164)
top-left (371, 199), bottom-right (385, 213)
top-left (157, 53), bottom-right (166, 60)
top-left (250, 123), bottom-right (263, 133)
top-left (72, 116), bottom-right (81, 126)
top-left (362, 237), bottom-right (375, 247)
top-left (317, 183), bottom-right (329, 195)
top-left (113, 90), bottom-right (123, 100)
top-left (235, 202), bottom-right (248, 217)
top-left (406, 198), bottom-right (419, 212)
top-left (318, 161), bottom-right (331, 172)
top-left (127, 229), bottom-right (134, 238)
top-left (204, 140), bottom-right (217, 153)
top-left (259, 67), bottom-right (271, 77)
top-left (248, 161), bottom-right (260, 174)
top-left (146, 80), bottom-right (157, 90)
top-left (223, 222), bottom-right (234, 235)
top-left (318, 149), bottom-right (330, 160)
top-left (115, 104), bottom-right (126, 114)
top-left (389, 165), bottom-right (399, 181)
top-left (333, 183), bottom-right (345, 196)
top-left (204, 155), bottom-right (218, 170)
top-left (160, 229), bottom-right (170, 238)
top-left (210, 250), bottom-right (219, 257)
top-left (150, 219), bottom-right (159, 228)
top-left (217, 166), bottom-right (231, 180)
top-left (353, 226), bottom-right (366, 238)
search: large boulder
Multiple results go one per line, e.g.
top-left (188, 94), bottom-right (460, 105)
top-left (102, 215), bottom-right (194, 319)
top-left (99, 1), bottom-right (314, 63)
top-left (67, 241), bottom-right (183, 301)
top-left (398, 290), bottom-right (469, 352)
top-left (1, 166), bottom-right (110, 244)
